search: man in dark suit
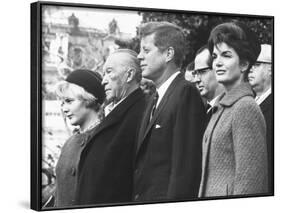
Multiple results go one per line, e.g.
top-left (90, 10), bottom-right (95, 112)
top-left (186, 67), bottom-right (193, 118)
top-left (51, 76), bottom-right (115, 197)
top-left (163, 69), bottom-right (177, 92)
top-left (248, 44), bottom-right (273, 193)
top-left (134, 22), bottom-right (206, 202)
top-left (75, 49), bottom-right (147, 205)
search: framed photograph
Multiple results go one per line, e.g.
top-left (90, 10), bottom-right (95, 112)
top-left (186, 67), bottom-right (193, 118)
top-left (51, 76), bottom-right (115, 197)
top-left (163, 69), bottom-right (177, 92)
top-left (31, 1), bottom-right (274, 211)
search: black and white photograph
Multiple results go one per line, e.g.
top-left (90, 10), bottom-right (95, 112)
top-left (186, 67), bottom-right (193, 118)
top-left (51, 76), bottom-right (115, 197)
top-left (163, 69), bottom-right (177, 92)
top-left (30, 1), bottom-right (274, 211)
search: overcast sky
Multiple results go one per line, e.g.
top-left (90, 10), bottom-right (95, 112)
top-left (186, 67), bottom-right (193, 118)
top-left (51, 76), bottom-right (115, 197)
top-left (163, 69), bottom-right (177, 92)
top-left (43, 6), bottom-right (142, 36)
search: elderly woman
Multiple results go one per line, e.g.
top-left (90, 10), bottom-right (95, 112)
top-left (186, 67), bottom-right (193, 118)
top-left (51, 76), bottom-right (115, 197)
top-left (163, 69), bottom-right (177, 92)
top-left (198, 22), bottom-right (268, 197)
top-left (52, 69), bottom-right (105, 207)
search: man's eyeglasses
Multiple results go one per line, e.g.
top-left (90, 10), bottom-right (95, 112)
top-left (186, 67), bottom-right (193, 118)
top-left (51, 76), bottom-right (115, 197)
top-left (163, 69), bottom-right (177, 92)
top-left (191, 67), bottom-right (211, 78)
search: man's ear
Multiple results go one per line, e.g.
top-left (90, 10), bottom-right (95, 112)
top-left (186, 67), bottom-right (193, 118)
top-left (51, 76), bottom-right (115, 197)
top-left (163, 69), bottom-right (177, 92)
top-left (165, 47), bottom-right (175, 63)
top-left (126, 68), bottom-right (135, 83)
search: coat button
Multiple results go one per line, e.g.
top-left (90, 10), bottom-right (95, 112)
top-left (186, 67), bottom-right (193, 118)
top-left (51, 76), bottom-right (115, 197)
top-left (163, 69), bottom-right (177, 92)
top-left (134, 194), bottom-right (140, 200)
top-left (71, 167), bottom-right (76, 176)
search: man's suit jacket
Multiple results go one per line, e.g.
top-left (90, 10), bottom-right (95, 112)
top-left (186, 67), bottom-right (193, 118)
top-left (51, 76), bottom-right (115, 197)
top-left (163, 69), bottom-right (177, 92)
top-left (133, 73), bottom-right (206, 202)
top-left (75, 88), bottom-right (147, 205)
top-left (260, 94), bottom-right (273, 193)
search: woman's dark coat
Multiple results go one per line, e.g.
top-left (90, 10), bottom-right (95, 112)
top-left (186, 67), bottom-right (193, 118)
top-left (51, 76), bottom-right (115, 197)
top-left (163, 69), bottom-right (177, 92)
top-left (54, 128), bottom-right (96, 207)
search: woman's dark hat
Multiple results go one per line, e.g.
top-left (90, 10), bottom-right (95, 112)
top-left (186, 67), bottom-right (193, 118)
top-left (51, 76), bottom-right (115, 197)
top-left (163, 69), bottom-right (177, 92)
top-left (66, 69), bottom-right (105, 104)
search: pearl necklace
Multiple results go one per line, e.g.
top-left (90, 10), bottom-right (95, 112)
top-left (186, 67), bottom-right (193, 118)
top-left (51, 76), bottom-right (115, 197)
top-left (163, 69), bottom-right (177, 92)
top-left (79, 119), bottom-right (101, 134)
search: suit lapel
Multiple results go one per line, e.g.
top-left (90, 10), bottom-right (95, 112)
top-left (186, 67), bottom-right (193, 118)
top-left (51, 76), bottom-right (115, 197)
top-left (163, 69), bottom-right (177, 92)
top-left (137, 74), bottom-right (183, 153)
top-left (137, 96), bottom-right (155, 150)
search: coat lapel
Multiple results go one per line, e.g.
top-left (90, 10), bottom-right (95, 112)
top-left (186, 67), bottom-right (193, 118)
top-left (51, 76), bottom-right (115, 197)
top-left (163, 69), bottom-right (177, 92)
top-left (78, 88), bottom-right (144, 175)
top-left (92, 88), bottom-right (144, 142)
top-left (260, 94), bottom-right (272, 113)
top-left (199, 103), bottom-right (225, 197)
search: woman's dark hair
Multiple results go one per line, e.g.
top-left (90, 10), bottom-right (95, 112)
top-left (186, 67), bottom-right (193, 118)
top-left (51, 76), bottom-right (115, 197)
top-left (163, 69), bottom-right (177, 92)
top-left (208, 21), bottom-right (261, 80)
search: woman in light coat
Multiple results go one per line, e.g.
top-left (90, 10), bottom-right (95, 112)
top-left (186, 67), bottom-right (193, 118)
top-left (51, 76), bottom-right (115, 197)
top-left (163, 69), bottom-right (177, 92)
top-left (198, 22), bottom-right (268, 197)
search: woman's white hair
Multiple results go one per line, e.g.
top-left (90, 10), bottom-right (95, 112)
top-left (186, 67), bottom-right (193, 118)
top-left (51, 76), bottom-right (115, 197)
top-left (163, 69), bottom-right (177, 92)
top-left (55, 80), bottom-right (100, 110)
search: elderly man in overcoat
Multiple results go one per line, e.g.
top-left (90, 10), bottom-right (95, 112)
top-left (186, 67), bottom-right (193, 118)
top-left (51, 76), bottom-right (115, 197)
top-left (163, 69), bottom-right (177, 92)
top-left (248, 44), bottom-right (273, 193)
top-left (75, 49), bottom-right (147, 205)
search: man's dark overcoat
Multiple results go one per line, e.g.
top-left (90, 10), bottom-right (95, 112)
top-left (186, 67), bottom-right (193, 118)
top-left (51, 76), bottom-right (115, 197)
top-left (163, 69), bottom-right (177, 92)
top-left (260, 94), bottom-right (273, 192)
top-left (76, 88), bottom-right (147, 205)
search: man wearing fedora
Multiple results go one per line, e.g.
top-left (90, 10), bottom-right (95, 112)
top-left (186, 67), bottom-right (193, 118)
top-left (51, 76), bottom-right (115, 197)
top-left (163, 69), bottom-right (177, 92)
top-left (248, 44), bottom-right (273, 193)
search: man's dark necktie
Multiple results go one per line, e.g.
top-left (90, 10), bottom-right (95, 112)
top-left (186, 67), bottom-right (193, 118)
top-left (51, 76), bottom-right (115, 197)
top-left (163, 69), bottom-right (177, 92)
top-left (150, 92), bottom-right (159, 121)
top-left (206, 103), bottom-right (212, 122)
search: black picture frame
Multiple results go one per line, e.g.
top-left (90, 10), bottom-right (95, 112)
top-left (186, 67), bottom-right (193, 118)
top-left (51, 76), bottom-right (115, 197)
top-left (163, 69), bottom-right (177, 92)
top-left (31, 1), bottom-right (274, 211)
